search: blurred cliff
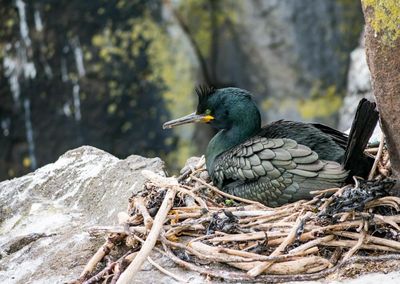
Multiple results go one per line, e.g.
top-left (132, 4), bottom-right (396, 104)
top-left (0, 0), bottom-right (364, 180)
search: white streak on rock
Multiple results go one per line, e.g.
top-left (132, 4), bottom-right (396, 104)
top-left (16, 0), bottom-right (31, 47)
top-left (72, 82), bottom-right (82, 122)
top-left (34, 9), bottom-right (43, 32)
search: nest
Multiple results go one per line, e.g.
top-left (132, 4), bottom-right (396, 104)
top-left (73, 144), bottom-right (400, 284)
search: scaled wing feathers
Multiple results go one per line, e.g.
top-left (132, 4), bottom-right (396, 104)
top-left (212, 136), bottom-right (348, 207)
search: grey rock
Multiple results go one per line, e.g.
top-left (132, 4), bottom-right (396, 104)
top-left (339, 36), bottom-right (374, 131)
top-left (216, 0), bottom-right (363, 123)
top-left (180, 156), bottom-right (202, 175)
top-left (0, 146), bottom-right (202, 284)
top-left (338, 35), bottom-right (381, 145)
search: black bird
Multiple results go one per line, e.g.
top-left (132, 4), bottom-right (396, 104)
top-left (163, 87), bottom-right (379, 207)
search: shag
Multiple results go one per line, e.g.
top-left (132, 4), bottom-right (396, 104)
top-left (163, 87), bottom-right (379, 207)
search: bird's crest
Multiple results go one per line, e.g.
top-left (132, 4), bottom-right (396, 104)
top-left (195, 85), bottom-right (215, 100)
top-left (195, 85), bottom-right (216, 113)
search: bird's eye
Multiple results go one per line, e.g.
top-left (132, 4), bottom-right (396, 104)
top-left (205, 109), bottom-right (212, 115)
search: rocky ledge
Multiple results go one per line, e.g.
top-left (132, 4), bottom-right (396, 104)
top-left (0, 146), bottom-right (202, 283)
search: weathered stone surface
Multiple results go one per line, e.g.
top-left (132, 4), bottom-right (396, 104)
top-left (1, 1), bottom-right (365, 181)
top-left (0, 146), bottom-right (199, 284)
top-left (338, 35), bottom-right (382, 146)
top-left (339, 37), bottom-right (375, 131)
top-left (222, 0), bottom-right (363, 123)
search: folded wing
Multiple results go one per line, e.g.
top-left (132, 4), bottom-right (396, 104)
top-left (211, 136), bottom-right (348, 207)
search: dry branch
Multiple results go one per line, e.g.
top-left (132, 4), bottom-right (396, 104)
top-left (147, 256), bottom-right (188, 283)
top-left (78, 233), bottom-right (125, 282)
top-left (116, 187), bottom-right (176, 284)
top-left (135, 196), bottom-right (154, 232)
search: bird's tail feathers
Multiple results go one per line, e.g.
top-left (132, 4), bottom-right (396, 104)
top-left (343, 98), bottom-right (379, 180)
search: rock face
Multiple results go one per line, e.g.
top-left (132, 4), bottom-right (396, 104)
top-left (0, 146), bottom-right (179, 283)
top-left (0, 1), bottom-right (181, 181)
top-left (1, 0), bottom-right (364, 180)
top-left (207, 0), bottom-right (363, 122)
top-left (338, 35), bottom-right (375, 131)
top-left (337, 35), bottom-right (382, 146)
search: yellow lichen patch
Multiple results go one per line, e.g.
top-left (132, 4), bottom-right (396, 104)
top-left (134, 16), bottom-right (199, 168)
top-left (362, 0), bottom-right (400, 45)
top-left (177, 0), bottom-right (241, 57)
top-left (261, 98), bottom-right (274, 112)
top-left (336, 0), bottom-right (363, 44)
top-left (158, 0), bottom-right (243, 169)
top-left (22, 157), bottom-right (31, 168)
top-left (298, 85), bottom-right (343, 119)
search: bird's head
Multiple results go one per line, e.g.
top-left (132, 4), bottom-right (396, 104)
top-left (163, 86), bottom-right (261, 131)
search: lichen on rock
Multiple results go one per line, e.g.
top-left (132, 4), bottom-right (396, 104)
top-left (362, 0), bottom-right (400, 46)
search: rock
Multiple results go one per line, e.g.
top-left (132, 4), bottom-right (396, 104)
top-left (1, 1), bottom-right (365, 180)
top-left (338, 35), bottom-right (375, 131)
top-left (0, 1), bottom-right (179, 181)
top-left (0, 146), bottom-right (201, 283)
top-left (338, 36), bottom-right (382, 145)
top-left (215, 0), bottom-right (363, 123)
top-left (180, 156), bottom-right (202, 175)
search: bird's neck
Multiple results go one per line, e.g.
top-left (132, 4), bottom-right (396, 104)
top-left (206, 120), bottom-right (260, 173)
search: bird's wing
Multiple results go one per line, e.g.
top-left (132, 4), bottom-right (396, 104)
top-left (212, 136), bottom-right (348, 207)
top-left (311, 123), bottom-right (348, 149)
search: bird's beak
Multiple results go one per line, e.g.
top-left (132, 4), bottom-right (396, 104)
top-left (163, 112), bottom-right (214, 129)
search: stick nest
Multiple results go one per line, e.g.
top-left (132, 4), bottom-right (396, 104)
top-left (74, 146), bottom-right (400, 283)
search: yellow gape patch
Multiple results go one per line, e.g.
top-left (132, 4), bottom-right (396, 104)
top-left (201, 115), bottom-right (214, 123)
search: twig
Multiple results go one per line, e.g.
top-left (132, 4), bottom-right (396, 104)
top-left (116, 187), bottom-right (177, 284)
top-left (372, 214), bottom-right (400, 230)
top-left (83, 262), bottom-right (116, 284)
top-left (110, 252), bottom-right (138, 284)
top-left (209, 231), bottom-right (284, 243)
top-left (78, 233), bottom-right (125, 282)
top-left (188, 241), bottom-right (307, 263)
top-left (147, 256), bottom-right (188, 283)
top-left (135, 196), bottom-right (154, 232)
top-left (175, 186), bottom-right (208, 210)
top-left (240, 210), bottom-right (290, 226)
top-left (369, 133), bottom-right (385, 180)
top-left (89, 226), bottom-right (127, 236)
top-left (319, 185), bottom-right (349, 213)
top-left (141, 170), bottom-right (179, 187)
top-left (333, 231), bottom-right (400, 250)
top-left (288, 235), bottom-right (335, 254)
top-left (247, 212), bottom-right (311, 277)
top-left (343, 230), bottom-right (366, 260)
top-left (321, 240), bottom-right (398, 252)
top-left (83, 252), bottom-right (137, 284)
top-left (310, 188), bottom-right (341, 195)
top-left (229, 256), bottom-right (331, 274)
top-left (365, 147), bottom-right (379, 154)
top-left (191, 175), bottom-right (266, 207)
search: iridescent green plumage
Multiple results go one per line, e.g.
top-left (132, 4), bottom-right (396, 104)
top-left (163, 87), bottom-right (378, 207)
